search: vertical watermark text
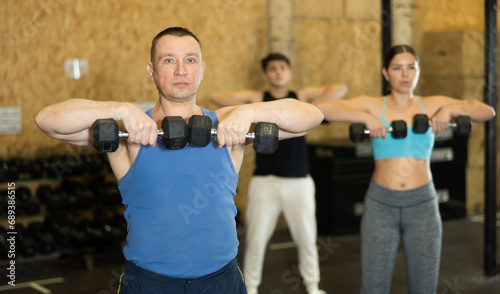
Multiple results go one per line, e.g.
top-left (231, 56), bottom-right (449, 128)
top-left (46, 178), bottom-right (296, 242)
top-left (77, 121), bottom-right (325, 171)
top-left (6, 182), bottom-right (16, 286)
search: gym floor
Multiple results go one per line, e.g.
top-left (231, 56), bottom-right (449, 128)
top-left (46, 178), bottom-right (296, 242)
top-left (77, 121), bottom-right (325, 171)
top-left (1, 216), bottom-right (499, 294)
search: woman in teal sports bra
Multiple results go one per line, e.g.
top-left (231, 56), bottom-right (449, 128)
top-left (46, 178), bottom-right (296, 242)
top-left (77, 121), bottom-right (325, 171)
top-left (317, 45), bottom-right (495, 294)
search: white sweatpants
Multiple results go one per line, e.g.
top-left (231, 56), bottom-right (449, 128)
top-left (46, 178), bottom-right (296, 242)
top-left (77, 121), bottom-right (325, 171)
top-left (243, 175), bottom-right (320, 293)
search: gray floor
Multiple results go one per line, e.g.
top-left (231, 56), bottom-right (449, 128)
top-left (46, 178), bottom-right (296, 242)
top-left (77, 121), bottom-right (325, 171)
top-left (1, 217), bottom-right (499, 294)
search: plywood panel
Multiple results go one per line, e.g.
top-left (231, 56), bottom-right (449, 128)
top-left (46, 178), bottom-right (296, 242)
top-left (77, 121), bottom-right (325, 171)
top-left (414, 0), bottom-right (485, 32)
top-left (269, 0), bottom-right (293, 55)
top-left (420, 32), bottom-right (464, 78)
top-left (0, 0), bottom-right (268, 161)
top-left (292, 19), bottom-right (381, 98)
top-left (292, 17), bottom-right (381, 142)
top-left (417, 77), bottom-right (463, 98)
top-left (413, 0), bottom-right (500, 214)
top-left (294, 0), bottom-right (343, 19)
top-left (420, 30), bottom-right (484, 78)
top-left (0, 0), bottom-right (270, 216)
top-left (2, 0), bottom-right (497, 215)
top-left (345, 0), bottom-right (380, 20)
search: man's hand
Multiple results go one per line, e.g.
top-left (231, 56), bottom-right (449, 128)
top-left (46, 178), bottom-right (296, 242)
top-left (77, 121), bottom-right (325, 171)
top-left (215, 108), bottom-right (252, 148)
top-left (121, 104), bottom-right (159, 147)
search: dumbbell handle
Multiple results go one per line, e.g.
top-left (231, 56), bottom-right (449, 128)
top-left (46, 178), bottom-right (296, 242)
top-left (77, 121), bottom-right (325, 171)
top-left (422, 120), bottom-right (460, 128)
top-left (210, 129), bottom-right (255, 141)
top-left (118, 129), bottom-right (257, 141)
top-left (361, 126), bottom-right (397, 134)
top-left (415, 115), bottom-right (472, 128)
top-left (118, 130), bottom-right (165, 139)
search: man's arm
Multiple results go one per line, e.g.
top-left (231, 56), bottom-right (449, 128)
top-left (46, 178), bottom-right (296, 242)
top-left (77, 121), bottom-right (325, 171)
top-left (35, 98), bottom-right (158, 147)
top-left (215, 98), bottom-right (324, 147)
top-left (209, 90), bottom-right (263, 107)
top-left (297, 83), bottom-right (348, 105)
top-left (316, 96), bottom-right (389, 138)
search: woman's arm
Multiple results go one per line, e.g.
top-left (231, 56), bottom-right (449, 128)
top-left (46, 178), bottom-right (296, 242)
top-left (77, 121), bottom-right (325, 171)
top-left (316, 96), bottom-right (389, 138)
top-left (426, 95), bottom-right (496, 132)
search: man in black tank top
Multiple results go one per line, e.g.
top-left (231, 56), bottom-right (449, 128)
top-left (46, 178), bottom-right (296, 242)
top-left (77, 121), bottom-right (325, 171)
top-left (211, 53), bottom-right (347, 294)
top-left (254, 92), bottom-right (309, 177)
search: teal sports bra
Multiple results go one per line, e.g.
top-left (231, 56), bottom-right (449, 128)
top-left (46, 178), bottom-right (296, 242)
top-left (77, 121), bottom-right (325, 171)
top-left (371, 96), bottom-right (435, 160)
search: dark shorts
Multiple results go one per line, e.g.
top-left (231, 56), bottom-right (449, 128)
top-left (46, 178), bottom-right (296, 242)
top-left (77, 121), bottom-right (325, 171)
top-left (118, 258), bottom-right (247, 294)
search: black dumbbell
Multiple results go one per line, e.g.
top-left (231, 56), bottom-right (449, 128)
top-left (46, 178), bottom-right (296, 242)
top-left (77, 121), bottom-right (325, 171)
top-left (0, 226), bottom-right (10, 259)
top-left (37, 185), bottom-right (67, 212)
top-left (14, 224), bottom-right (37, 257)
top-left (188, 115), bottom-right (279, 154)
top-left (17, 186), bottom-right (41, 215)
top-left (77, 218), bottom-right (106, 250)
top-left (92, 117), bottom-right (188, 152)
top-left (413, 114), bottom-right (471, 136)
top-left (349, 120), bottom-right (407, 142)
top-left (0, 160), bottom-right (19, 182)
top-left (27, 222), bottom-right (57, 254)
top-left (44, 216), bottom-right (86, 250)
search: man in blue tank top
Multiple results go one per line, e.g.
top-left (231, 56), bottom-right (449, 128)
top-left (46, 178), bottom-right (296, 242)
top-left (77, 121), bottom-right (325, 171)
top-left (35, 28), bottom-right (324, 294)
top-left (211, 53), bottom-right (347, 294)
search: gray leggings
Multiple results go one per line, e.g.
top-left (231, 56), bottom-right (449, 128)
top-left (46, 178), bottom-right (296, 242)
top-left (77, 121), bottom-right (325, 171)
top-left (361, 180), bottom-right (442, 294)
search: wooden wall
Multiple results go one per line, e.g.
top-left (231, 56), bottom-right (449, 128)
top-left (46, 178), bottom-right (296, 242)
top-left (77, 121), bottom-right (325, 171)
top-left (413, 0), bottom-right (500, 214)
top-left (0, 0), bottom-right (270, 213)
top-left (1, 0), bottom-right (498, 216)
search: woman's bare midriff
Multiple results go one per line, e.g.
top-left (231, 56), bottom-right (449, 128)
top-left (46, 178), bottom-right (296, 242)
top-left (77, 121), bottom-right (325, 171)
top-left (372, 158), bottom-right (433, 190)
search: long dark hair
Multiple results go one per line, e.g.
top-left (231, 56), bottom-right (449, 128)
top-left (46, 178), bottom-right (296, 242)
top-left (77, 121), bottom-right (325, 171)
top-left (383, 45), bottom-right (419, 69)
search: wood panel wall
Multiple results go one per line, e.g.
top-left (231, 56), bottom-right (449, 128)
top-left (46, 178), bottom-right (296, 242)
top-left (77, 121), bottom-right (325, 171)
top-left (1, 0), bottom-right (498, 216)
top-left (413, 0), bottom-right (500, 213)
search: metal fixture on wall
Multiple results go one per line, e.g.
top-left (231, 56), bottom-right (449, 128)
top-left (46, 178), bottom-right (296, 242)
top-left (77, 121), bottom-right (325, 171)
top-left (64, 58), bottom-right (89, 80)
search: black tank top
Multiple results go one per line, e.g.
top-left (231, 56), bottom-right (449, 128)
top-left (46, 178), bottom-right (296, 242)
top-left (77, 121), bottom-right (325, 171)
top-left (253, 91), bottom-right (309, 178)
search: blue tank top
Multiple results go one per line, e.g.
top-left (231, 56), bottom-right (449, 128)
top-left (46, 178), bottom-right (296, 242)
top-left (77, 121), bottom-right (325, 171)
top-left (371, 96), bottom-right (435, 160)
top-left (118, 107), bottom-right (239, 278)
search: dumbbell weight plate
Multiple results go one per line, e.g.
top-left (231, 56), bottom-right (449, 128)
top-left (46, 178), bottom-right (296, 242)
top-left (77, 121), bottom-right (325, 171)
top-left (188, 115), bottom-right (279, 154)
top-left (92, 119), bottom-right (120, 152)
top-left (349, 120), bottom-right (407, 142)
top-left (188, 115), bottom-right (212, 147)
top-left (453, 116), bottom-right (472, 136)
top-left (253, 123), bottom-right (279, 154)
top-left (413, 114), bottom-right (472, 136)
top-left (349, 123), bottom-right (368, 143)
top-left (161, 116), bottom-right (188, 149)
top-left (412, 114), bottom-right (430, 133)
top-left (390, 120), bottom-right (407, 139)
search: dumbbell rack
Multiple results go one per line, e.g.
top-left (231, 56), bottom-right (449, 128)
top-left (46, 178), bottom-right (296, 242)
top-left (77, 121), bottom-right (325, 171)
top-left (0, 147), bottom-right (126, 275)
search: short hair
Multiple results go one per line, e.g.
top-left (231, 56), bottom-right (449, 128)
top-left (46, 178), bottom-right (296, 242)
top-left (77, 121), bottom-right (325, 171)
top-left (383, 45), bottom-right (419, 69)
top-left (150, 27), bottom-right (202, 62)
top-left (261, 53), bottom-right (291, 71)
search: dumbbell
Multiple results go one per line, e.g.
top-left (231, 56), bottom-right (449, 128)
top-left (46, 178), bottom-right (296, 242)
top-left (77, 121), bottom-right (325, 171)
top-left (413, 114), bottom-right (471, 136)
top-left (349, 120), bottom-right (407, 142)
top-left (27, 222), bottom-right (57, 254)
top-left (92, 117), bottom-right (188, 152)
top-left (188, 115), bottom-right (279, 154)
top-left (17, 186), bottom-right (41, 215)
